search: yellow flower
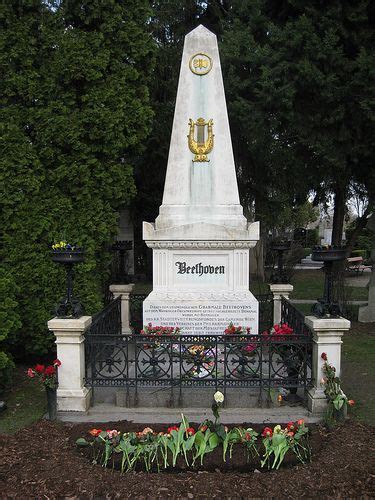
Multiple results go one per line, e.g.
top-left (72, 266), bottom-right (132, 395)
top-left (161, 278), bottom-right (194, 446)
top-left (273, 425), bottom-right (282, 434)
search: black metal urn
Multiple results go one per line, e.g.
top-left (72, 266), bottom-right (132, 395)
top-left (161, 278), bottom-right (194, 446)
top-left (311, 246), bottom-right (347, 317)
top-left (51, 249), bottom-right (85, 318)
top-left (270, 240), bottom-right (291, 284)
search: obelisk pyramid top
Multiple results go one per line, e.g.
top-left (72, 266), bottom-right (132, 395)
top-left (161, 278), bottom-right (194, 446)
top-left (144, 25), bottom-right (259, 241)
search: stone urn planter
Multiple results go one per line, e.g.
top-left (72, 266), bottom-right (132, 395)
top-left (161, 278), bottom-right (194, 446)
top-left (270, 240), bottom-right (291, 284)
top-left (51, 246), bottom-right (85, 318)
top-left (311, 246), bottom-right (347, 317)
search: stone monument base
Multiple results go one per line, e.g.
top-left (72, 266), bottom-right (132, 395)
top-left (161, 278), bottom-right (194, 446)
top-left (143, 291), bottom-right (258, 335)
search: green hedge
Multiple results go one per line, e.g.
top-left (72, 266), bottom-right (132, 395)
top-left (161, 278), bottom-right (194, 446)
top-left (0, 270), bottom-right (21, 394)
top-left (0, 1), bottom-right (155, 358)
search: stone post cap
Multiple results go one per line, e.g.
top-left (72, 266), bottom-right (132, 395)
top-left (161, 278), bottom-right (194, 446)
top-left (109, 283), bottom-right (135, 294)
top-left (269, 284), bottom-right (294, 293)
top-left (305, 315), bottom-right (351, 331)
top-left (48, 315), bottom-right (92, 331)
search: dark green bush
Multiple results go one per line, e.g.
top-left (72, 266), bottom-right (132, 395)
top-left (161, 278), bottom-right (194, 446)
top-left (0, 270), bottom-right (21, 394)
top-left (0, 1), bottom-right (155, 358)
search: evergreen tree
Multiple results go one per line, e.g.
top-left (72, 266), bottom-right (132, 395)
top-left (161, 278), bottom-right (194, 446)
top-left (0, 0), bottom-right (155, 356)
top-left (222, 0), bottom-right (374, 243)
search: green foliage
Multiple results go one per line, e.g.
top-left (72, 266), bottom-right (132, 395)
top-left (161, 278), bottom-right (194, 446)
top-left (220, 0), bottom-right (374, 242)
top-left (351, 249), bottom-right (368, 259)
top-left (0, 1), bottom-right (155, 356)
top-left (306, 228), bottom-right (319, 247)
top-left (0, 269), bottom-right (21, 393)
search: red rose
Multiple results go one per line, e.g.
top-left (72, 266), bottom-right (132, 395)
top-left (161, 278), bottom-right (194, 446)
top-left (321, 352), bottom-right (328, 361)
top-left (53, 359), bottom-right (61, 367)
top-left (186, 427), bottom-right (195, 436)
top-left (348, 399), bottom-right (355, 406)
top-left (34, 364), bottom-right (45, 374)
top-left (261, 427), bottom-right (273, 438)
top-left (44, 365), bottom-right (56, 377)
top-left (287, 421), bottom-right (295, 431)
top-left (297, 419), bottom-right (304, 426)
top-left (199, 424), bottom-right (208, 432)
top-left (27, 368), bottom-right (35, 378)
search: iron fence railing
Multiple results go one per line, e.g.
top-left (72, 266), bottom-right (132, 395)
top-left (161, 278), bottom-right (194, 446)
top-left (281, 296), bottom-right (314, 338)
top-left (84, 332), bottom-right (312, 404)
top-left (87, 295), bottom-right (122, 335)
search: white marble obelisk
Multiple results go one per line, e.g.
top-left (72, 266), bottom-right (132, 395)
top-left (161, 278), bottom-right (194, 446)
top-left (143, 25), bottom-right (259, 335)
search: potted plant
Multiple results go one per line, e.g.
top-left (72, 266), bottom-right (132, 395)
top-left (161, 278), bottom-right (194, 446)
top-left (27, 359), bottom-right (61, 420)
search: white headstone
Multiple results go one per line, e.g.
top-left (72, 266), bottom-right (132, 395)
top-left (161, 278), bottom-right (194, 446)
top-left (143, 25), bottom-right (260, 335)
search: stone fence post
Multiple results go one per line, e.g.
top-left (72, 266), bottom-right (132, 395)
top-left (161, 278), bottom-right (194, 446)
top-left (47, 316), bottom-right (92, 412)
top-left (109, 284), bottom-right (135, 334)
top-left (269, 284), bottom-right (294, 325)
top-left (305, 316), bottom-right (351, 415)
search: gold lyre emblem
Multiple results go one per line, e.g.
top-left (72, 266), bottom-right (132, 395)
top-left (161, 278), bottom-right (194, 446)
top-left (188, 117), bottom-right (214, 162)
top-left (189, 53), bottom-right (213, 75)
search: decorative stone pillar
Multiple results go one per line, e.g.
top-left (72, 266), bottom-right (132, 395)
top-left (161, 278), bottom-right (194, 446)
top-left (269, 284), bottom-right (294, 325)
top-left (47, 316), bottom-right (92, 412)
top-left (109, 284), bottom-right (135, 334)
top-left (305, 316), bottom-right (351, 415)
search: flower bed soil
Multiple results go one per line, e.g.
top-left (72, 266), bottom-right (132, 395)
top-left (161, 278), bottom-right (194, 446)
top-left (0, 419), bottom-right (374, 498)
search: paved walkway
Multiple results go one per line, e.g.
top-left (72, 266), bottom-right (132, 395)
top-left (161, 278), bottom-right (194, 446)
top-left (58, 403), bottom-right (321, 425)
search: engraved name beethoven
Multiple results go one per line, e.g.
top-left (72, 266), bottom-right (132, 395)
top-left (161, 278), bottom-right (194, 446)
top-left (175, 261), bottom-right (225, 275)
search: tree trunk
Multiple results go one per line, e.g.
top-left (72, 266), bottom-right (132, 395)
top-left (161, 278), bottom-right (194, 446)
top-left (345, 204), bottom-right (372, 256)
top-left (331, 184), bottom-right (347, 246)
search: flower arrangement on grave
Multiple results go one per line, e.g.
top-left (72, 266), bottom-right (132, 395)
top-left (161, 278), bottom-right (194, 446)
top-left (140, 323), bottom-right (181, 336)
top-left (76, 391), bottom-right (311, 472)
top-left (184, 344), bottom-right (216, 379)
top-left (320, 352), bottom-right (355, 426)
top-left (27, 359), bottom-right (61, 420)
top-left (262, 323), bottom-right (304, 397)
top-left (261, 419), bottom-right (310, 470)
top-left (139, 323), bottom-right (181, 352)
top-left (224, 322), bottom-right (256, 357)
top-left (224, 322), bottom-right (251, 335)
top-left (27, 359), bottom-right (61, 389)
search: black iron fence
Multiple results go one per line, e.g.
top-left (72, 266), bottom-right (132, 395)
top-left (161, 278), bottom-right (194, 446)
top-left (86, 296), bottom-right (121, 335)
top-left (84, 332), bottom-right (312, 403)
top-left (85, 294), bottom-right (314, 403)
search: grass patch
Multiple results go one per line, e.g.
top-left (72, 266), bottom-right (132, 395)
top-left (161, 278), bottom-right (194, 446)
top-left (290, 270), bottom-right (368, 300)
top-left (0, 366), bottom-right (46, 435)
top-left (341, 329), bottom-right (375, 425)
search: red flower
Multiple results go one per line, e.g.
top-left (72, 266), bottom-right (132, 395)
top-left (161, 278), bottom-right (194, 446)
top-left (53, 359), bottom-right (61, 367)
top-left (297, 419), bottom-right (304, 426)
top-left (186, 427), bottom-right (195, 436)
top-left (34, 364), bottom-right (45, 374)
top-left (199, 424), bottom-right (208, 433)
top-left (287, 421), bottom-right (295, 431)
top-left (44, 365), bottom-right (56, 377)
top-left (244, 432), bottom-right (252, 441)
top-left (348, 399), bottom-right (355, 407)
top-left (262, 427), bottom-right (273, 438)
top-left (321, 352), bottom-right (328, 361)
top-left (89, 428), bottom-right (102, 437)
top-left (167, 425), bottom-right (179, 434)
top-left (27, 368), bottom-right (35, 378)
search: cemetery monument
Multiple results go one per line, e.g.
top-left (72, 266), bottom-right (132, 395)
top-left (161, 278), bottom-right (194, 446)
top-left (143, 25), bottom-right (259, 334)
